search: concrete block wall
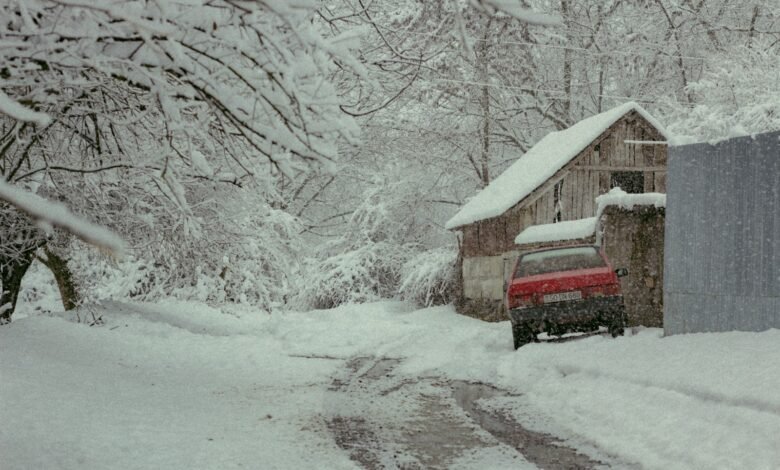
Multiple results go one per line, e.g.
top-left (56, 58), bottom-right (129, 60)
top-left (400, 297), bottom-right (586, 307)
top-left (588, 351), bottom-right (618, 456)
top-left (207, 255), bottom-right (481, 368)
top-left (601, 206), bottom-right (665, 327)
top-left (462, 255), bottom-right (506, 300)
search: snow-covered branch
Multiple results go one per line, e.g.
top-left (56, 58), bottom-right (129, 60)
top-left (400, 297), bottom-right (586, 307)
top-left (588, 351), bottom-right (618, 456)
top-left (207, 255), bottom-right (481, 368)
top-left (470, 0), bottom-right (562, 25)
top-left (0, 0), bottom-right (362, 180)
top-left (0, 179), bottom-right (124, 254)
top-left (0, 89), bottom-right (51, 126)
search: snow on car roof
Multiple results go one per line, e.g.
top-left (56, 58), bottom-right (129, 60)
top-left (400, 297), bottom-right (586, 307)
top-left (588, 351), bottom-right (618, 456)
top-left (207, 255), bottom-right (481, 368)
top-left (445, 102), bottom-right (668, 230)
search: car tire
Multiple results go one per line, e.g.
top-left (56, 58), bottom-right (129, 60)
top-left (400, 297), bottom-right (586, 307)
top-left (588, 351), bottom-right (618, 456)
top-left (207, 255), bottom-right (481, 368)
top-left (512, 323), bottom-right (536, 349)
top-left (609, 314), bottom-right (626, 338)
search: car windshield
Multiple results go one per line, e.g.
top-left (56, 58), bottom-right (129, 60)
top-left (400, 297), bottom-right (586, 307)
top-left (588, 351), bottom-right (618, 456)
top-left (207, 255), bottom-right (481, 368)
top-left (515, 246), bottom-right (606, 277)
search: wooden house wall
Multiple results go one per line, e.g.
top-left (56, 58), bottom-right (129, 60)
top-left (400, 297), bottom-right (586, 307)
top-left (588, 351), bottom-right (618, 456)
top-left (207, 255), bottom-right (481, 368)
top-left (459, 111), bottom-right (667, 258)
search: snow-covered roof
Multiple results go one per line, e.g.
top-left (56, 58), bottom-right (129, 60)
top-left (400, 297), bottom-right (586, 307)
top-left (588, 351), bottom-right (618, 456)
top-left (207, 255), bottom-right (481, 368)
top-left (595, 188), bottom-right (666, 213)
top-left (446, 102), bottom-right (668, 230)
top-left (514, 217), bottom-right (598, 245)
top-left (514, 188), bottom-right (666, 245)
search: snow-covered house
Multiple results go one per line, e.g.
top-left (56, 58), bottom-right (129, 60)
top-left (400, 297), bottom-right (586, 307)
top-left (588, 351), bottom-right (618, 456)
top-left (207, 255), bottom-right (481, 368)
top-left (446, 102), bottom-right (668, 321)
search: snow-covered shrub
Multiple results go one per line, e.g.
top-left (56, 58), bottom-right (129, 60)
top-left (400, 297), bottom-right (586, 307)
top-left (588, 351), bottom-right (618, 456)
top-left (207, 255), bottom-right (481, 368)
top-left (68, 249), bottom-right (159, 302)
top-left (294, 176), bottom-right (423, 309)
top-left (65, 184), bottom-right (304, 312)
top-left (170, 206), bottom-right (304, 310)
top-left (663, 40), bottom-right (780, 144)
top-left (296, 241), bottom-right (409, 309)
top-left (398, 247), bottom-right (458, 307)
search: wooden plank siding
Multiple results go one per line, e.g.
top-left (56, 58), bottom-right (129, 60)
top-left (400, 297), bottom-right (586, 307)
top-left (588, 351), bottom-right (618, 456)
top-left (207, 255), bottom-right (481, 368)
top-left (458, 111), bottom-right (667, 257)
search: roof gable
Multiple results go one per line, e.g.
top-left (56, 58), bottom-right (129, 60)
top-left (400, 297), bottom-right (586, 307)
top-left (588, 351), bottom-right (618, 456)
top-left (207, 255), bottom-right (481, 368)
top-left (445, 102), bottom-right (668, 230)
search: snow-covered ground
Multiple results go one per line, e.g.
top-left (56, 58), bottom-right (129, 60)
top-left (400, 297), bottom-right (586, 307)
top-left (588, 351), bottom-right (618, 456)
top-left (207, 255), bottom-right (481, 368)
top-left (2, 300), bottom-right (779, 469)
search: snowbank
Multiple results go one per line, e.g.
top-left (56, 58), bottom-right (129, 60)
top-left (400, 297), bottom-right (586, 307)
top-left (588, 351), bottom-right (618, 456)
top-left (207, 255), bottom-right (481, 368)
top-left (2, 301), bottom-right (778, 469)
top-left (0, 302), bottom-right (357, 470)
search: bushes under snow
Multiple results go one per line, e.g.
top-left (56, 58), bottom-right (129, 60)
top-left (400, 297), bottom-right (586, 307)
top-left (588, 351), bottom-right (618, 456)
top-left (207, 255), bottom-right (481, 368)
top-left (663, 41), bottom-right (780, 144)
top-left (52, 173), bottom-right (462, 312)
top-left (295, 241), bottom-right (409, 309)
top-left (67, 202), bottom-right (303, 312)
top-left (295, 245), bottom-right (458, 310)
top-left (398, 248), bottom-right (457, 307)
top-left (293, 176), bottom-right (459, 310)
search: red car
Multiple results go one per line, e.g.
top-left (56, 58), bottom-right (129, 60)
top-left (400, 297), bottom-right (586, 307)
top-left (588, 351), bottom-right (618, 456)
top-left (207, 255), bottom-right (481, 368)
top-left (506, 245), bottom-right (628, 349)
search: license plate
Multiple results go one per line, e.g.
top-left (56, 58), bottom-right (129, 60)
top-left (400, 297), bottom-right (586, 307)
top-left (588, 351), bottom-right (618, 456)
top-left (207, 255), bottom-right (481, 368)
top-left (543, 291), bottom-right (582, 304)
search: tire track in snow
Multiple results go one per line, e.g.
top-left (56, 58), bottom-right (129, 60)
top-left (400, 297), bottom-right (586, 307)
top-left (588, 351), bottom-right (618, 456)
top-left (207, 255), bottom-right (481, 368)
top-left (325, 356), bottom-right (618, 469)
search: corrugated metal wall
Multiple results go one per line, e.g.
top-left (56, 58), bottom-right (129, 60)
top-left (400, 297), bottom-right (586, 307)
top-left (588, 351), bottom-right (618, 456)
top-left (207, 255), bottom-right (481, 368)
top-left (664, 131), bottom-right (780, 335)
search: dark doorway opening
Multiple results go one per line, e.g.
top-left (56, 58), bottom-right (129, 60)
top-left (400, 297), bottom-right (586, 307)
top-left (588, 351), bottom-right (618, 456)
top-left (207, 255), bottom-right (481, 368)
top-left (610, 171), bottom-right (644, 193)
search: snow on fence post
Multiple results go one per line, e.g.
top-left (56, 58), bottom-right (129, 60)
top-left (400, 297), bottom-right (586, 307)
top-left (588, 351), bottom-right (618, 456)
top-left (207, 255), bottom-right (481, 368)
top-left (664, 131), bottom-right (780, 335)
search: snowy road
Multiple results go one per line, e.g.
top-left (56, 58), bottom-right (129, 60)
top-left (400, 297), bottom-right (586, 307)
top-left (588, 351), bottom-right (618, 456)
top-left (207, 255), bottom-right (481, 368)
top-left (325, 355), bottom-right (609, 469)
top-left (3, 300), bottom-right (780, 469)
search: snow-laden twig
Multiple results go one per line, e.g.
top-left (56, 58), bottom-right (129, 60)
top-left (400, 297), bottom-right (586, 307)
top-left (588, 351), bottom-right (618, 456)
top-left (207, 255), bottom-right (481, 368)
top-left (0, 180), bottom-right (124, 255)
top-left (0, 89), bottom-right (51, 126)
top-left (469, 0), bottom-right (562, 26)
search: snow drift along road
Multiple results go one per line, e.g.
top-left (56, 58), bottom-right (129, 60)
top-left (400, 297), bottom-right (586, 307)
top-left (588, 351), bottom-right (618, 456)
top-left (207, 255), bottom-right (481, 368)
top-left (1, 300), bottom-right (779, 469)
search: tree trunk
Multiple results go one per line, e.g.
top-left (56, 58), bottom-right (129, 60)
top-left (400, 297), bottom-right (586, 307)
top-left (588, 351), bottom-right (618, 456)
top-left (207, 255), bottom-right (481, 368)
top-left (478, 21), bottom-right (492, 188)
top-left (38, 246), bottom-right (81, 311)
top-left (560, 0), bottom-right (572, 120)
top-left (653, 0), bottom-right (692, 103)
top-left (0, 250), bottom-right (36, 324)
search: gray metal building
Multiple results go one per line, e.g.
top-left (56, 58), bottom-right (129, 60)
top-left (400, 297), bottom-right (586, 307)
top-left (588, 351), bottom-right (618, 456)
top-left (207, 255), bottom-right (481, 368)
top-left (664, 131), bottom-right (780, 335)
